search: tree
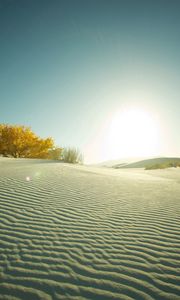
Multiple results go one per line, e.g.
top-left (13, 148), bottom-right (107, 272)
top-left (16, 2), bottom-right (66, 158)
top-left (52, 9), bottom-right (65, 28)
top-left (0, 124), bottom-right (54, 158)
top-left (62, 147), bottom-right (83, 164)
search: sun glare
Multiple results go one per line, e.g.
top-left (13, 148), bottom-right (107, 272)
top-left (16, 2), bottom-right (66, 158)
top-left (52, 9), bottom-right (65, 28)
top-left (103, 108), bottom-right (160, 160)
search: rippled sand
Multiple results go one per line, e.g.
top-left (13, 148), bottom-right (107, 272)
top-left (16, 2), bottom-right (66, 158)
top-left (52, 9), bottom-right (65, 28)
top-left (0, 158), bottom-right (180, 300)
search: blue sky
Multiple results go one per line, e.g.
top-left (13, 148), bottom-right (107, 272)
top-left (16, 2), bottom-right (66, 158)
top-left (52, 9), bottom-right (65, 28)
top-left (0, 0), bottom-right (180, 162)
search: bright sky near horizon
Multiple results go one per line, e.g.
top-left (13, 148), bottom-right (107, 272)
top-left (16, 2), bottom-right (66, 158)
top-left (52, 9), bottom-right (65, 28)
top-left (0, 0), bottom-right (180, 163)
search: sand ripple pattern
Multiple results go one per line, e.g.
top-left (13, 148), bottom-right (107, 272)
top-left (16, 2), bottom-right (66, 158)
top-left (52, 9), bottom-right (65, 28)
top-left (0, 159), bottom-right (180, 300)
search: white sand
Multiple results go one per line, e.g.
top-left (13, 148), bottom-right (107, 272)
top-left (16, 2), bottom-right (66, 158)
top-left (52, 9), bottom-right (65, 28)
top-left (0, 158), bottom-right (180, 300)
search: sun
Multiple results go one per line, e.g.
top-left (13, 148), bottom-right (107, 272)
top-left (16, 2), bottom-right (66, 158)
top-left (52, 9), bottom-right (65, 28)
top-left (104, 108), bottom-right (160, 160)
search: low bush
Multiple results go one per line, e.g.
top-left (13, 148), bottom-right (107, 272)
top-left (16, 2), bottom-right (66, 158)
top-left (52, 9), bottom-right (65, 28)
top-left (145, 161), bottom-right (180, 170)
top-left (62, 147), bottom-right (83, 164)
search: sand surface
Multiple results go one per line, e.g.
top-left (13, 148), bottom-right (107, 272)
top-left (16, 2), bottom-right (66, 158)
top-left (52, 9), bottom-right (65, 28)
top-left (0, 158), bottom-right (180, 299)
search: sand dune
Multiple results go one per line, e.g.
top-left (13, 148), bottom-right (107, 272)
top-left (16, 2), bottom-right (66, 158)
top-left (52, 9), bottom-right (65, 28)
top-left (0, 158), bottom-right (180, 299)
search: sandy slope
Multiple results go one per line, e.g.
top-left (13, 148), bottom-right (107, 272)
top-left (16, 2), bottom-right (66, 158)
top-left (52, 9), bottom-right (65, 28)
top-left (0, 158), bottom-right (180, 300)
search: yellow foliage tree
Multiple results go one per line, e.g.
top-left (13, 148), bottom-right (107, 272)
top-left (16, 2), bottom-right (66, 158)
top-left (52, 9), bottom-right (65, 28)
top-left (0, 124), bottom-right (54, 159)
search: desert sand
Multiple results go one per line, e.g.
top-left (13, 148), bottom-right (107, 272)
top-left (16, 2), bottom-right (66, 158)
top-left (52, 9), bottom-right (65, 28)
top-left (0, 158), bottom-right (180, 300)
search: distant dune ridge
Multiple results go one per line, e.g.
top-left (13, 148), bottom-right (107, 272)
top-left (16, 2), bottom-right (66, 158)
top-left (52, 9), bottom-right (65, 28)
top-left (0, 158), bottom-right (180, 299)
top-left (102, 157), bottom-right (180, 169)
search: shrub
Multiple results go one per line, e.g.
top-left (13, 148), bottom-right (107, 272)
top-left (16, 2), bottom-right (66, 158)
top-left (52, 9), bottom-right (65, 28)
top-left (145, 161), bottom-right (180, 170)
top-left (62, 147), bottom-right (83, 164)
top-left (48, 147), bottom-right (63, 160)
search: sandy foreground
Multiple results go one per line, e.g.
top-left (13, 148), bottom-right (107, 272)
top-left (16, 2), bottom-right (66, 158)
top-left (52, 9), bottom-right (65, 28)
top-left (0, 158), bottom-right (180, 300)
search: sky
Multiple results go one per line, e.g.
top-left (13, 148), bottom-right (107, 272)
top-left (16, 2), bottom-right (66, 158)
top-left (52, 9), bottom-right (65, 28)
top-left (0, 0), bottom-right (180, 163)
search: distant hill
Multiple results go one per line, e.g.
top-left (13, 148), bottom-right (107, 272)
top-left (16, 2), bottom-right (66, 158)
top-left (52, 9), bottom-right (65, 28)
top-left (113, 157), bottom-right (180, 169)
top-left (94, 157), bottom-right (144, 168)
